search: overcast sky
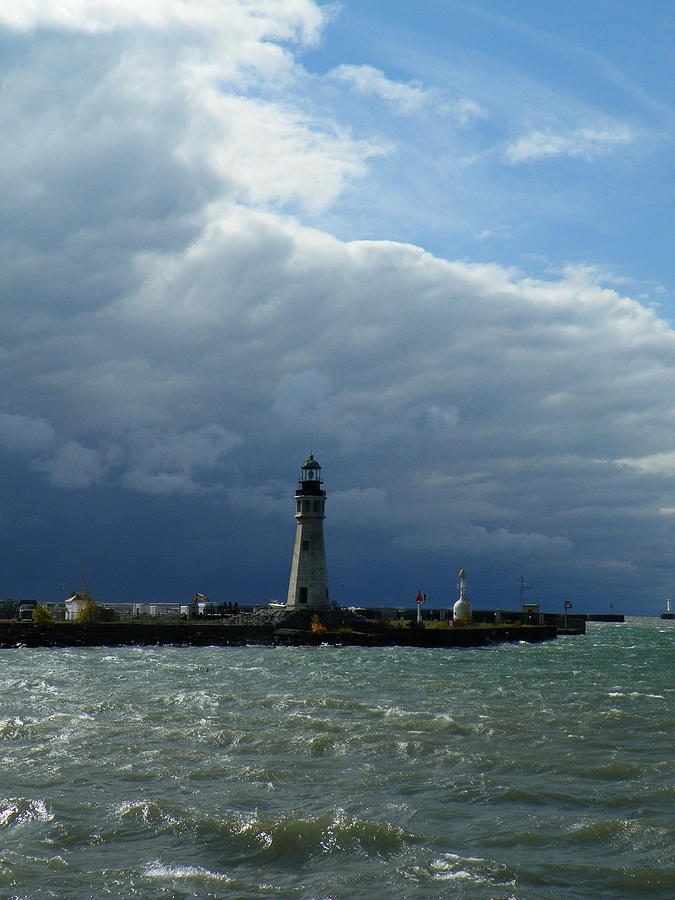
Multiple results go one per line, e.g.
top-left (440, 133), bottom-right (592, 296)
top-left (1, 0), bottom-right (673, 615)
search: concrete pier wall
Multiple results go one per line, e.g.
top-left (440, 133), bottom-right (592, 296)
top-left (0, 620), bottom-right (556, 649)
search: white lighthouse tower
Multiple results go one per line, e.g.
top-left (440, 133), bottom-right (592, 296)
top-left (286, 455), bottom-right (333, 610)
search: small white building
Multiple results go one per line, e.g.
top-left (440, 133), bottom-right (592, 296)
top-left (64, 592), bottom-right (89, 621)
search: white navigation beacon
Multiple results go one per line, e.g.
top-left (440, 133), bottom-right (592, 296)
top-left (453, 568), bottom-right (473, 624)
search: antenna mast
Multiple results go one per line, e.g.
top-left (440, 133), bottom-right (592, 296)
top-left (518, 575), bottom-right (530, 612)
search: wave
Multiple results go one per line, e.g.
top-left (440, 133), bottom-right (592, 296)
top-left (2, 626), bottom-right (673, 899)
top-left (113, 801), bottom-right (413, 862)
top-left (0, 797), bottom-right (53, 827)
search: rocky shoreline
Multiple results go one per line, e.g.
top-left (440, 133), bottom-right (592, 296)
top-left (0, 609), bottom-right (557, 649)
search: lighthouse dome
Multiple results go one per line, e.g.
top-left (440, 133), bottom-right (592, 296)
top-left (298, 454), bottom-right (323, 488)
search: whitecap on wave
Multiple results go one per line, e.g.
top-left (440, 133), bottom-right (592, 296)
top-left (144, 861), bottom-right (233, 885)
top-left (427, 851), bottom-right (517, 887)
top-left (0, 797), bottom-right (54, 827)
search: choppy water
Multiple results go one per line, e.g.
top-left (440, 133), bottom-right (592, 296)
top-left (1, 618), bottom-right (673, 900)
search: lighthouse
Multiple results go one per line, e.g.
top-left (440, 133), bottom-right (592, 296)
top-left (286, 454), bottom-right (333, 609)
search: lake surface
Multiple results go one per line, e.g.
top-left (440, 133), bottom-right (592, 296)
top-left (1, 618), bottom-right (673, 899)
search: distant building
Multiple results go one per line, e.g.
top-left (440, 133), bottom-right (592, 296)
top-left (180, 598), bottom-right (200, 618)
top-left (180, 594), bottom-right (213, 616)
top-left (286, 454), bottom-right (333, 610)
top-left (135, 603), bottom-right (181, 618)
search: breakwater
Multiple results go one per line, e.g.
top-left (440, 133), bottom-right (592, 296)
top-left (0, 619), bottom-right (556, 649)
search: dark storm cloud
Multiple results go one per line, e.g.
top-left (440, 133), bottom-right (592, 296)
top-left (0, 2), bottom-right (672, 612)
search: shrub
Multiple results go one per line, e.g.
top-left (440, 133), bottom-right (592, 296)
top-left (310, 614), bottom-right (327, 634)
top-left (32, 604), bottom-right (53, 626)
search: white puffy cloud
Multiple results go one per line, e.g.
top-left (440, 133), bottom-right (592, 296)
top-left (330, 64), bottom-right (441, 115)
top-left (0, 1), bottom-right (376, 289)
top-left (0, 0), bottom-right (325, 48)
top-left (453, 98), bottom-right (489, 128)
top-left (202, 94), bottom-right (382, 212)
top-left (329, 64), bottom-right (488, 128)
top-left (505, 124), bottom-right (634, 164)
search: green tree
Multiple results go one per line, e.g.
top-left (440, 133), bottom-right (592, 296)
top-left (0, 599), bottom-right (15, 620)
top-left (32, 604), bottom-right (54, 626)
top-left (76, 598), bottom-right (102, 623)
